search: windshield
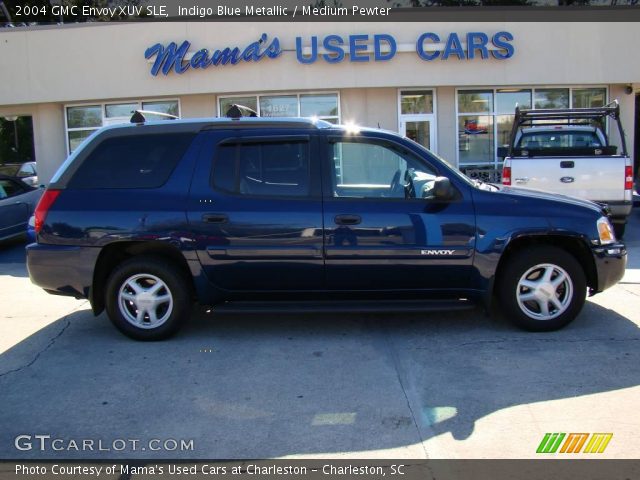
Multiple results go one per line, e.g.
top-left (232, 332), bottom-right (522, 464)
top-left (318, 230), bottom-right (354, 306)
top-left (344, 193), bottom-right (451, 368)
top-left (517, 130), bottom-right (602, 149)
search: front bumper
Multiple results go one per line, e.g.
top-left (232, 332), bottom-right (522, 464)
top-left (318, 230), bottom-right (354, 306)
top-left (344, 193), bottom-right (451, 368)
top-left (26, 243), bottom-right (100, 299)
top-left (591, 242), bottom-right (627, 293)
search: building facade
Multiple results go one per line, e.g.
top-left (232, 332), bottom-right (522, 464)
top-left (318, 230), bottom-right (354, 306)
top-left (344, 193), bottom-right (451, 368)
top-left (0, 21), bottom-right (638, 184)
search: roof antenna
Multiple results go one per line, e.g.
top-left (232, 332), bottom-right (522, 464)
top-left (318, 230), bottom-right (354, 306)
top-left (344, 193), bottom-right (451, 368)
top-left (130, 110), bottom-right (178, 124)
top-left (226, 104), bottom-right (258, 119)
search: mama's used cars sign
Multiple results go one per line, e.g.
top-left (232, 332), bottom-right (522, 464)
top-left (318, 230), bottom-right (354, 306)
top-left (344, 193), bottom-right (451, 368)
top-left (145, 31), bottom-right (514, 76)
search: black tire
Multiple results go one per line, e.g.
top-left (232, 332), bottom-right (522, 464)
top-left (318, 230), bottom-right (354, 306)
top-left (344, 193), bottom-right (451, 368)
top-left (105, 255), bottom-right (192, 340)
top-left (498, 246), bottom-right (586, 332)
top-left (613, 222), bottom-right (626, 240)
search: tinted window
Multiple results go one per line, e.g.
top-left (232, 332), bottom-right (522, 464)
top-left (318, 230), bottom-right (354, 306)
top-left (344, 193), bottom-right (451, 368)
top-left (69, 133), bottom-right (194, 189)
top-left (331, 141), bottom-right (437, 199)
top-left (518, 131), bottom-right (603, 149)
top-left (212, 144), bottom-right (236, 193)
top-left (212, 141), bottom-right (310, 197)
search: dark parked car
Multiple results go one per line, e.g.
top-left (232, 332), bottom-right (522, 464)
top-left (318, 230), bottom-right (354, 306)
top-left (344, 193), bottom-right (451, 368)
top-left (0, 162), bottom-right (38, 187)
top-left (26, 115), bottom-right (626, 340)
top-left (0, 175), bottom-right (42, 242)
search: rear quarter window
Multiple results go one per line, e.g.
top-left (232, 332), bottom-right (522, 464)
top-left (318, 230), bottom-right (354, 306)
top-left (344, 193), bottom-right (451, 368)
top-left (68, 133), bottom-right (194, 189)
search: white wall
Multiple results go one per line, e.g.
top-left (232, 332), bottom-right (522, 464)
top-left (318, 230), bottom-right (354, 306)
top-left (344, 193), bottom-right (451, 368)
top-left (1, 22), bottom-right (638, 181)
top-left (1, 22), bottom-right (639, 105)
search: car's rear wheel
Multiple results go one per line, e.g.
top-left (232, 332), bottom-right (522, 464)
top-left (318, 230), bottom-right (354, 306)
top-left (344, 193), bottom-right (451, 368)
top-left (105, 256), bottom-right (191, 340)
top-left (498, 246), bottom-right (586, 331)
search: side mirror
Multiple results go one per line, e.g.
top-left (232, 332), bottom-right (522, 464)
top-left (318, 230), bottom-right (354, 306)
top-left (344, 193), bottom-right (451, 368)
top-left (431, 176), bottom-right (455, 200)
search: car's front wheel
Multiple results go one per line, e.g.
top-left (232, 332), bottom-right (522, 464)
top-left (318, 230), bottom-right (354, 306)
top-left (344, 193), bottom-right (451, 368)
top-left (105, 256), bottom-right (191, 340)
top-left (498, 246), bottom-right (587, 331)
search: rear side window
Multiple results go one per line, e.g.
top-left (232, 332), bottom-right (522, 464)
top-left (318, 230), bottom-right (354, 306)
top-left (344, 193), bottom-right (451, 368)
top-left (69, 133), bottom-right (194, 189)
top-left (212, 140), bottom-right (310, 197)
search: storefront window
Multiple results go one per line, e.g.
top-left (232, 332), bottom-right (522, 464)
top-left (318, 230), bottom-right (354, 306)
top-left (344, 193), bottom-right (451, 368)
top-left (457, 87), bottom-right (607, 174)
top-left (259, 95), bottom-right (298, 117)
top-left (142, 101), bottom-right (179, 116)
top-left (105, 103), bottom-right (138, 118)
top-left (534, 89), bottom-right (569, 109)
top-left (219, 96), bottom-right (258, 117)
top-left (218, 92), bottom-right (339, 123)
top-left (68, 130), bottom-right (95, 153)
top-left (400, 91), bottom-right (433, 115)
top-left (572, 88), bottom-right (606, 108)
top-left (300, 94), bottom-right (339, 117)
top-left (496, 89), bottom-right (531, 114)
top-left (458, 91), bottom-right (493, 114)
top-left (458, 115), bottom-right (494, 165)
top-left (67, 106), bottom-right (101, 129)
top-left (65, 99), bottom-right (179, 154)
top-left (497, 115), bottom-right (515, 152)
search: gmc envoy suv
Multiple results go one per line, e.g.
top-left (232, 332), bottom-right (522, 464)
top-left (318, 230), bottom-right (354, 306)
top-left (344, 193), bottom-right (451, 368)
top-left (26, 113), bottom-right (627, 340)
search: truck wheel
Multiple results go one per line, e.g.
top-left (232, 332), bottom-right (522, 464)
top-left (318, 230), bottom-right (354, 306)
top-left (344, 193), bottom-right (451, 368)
top-left (613, 222), bottom-right (626, 240)
top-left (498, 246), bottom-right (586, 332)
top-left (105, 256), bottom-right (191, 340)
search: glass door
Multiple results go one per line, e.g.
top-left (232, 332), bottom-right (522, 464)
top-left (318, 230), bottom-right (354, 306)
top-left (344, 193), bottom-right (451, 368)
top-left (400, 115), bottom-right (436, 152)
top-left (398, 90), bottom-right (436, 153)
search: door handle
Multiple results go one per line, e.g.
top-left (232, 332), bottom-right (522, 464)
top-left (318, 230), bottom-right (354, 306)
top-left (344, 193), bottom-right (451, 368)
top-left (560, 161), bottom-right (575, 168)
top-left (202, 213), bottom-right (228, 224)
top-left (334, 214), bottom-right (361, 226)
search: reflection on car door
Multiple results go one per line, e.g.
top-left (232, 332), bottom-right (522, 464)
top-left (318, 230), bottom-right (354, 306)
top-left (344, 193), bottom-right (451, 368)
top-left (188, 131), bottom-right (325, 292)
top-left (321, 135), bottom-right (476, 291)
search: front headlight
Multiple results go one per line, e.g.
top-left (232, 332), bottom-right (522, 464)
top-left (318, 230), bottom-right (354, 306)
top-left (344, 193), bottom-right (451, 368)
top-left (597, 216), bottom-right (616, 245)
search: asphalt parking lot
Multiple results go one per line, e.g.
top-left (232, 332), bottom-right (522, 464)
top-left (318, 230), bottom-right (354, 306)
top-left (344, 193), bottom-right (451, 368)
top-left (0, 211), bottom-right (639, 460)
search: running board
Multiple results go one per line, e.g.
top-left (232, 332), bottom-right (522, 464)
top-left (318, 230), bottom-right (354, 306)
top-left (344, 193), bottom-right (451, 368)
top-left (212, 299), bottom-right (476, 314)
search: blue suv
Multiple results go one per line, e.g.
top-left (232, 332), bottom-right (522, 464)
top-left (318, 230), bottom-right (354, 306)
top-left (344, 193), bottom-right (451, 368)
top-left (26, 114), bottom-right (626, 340)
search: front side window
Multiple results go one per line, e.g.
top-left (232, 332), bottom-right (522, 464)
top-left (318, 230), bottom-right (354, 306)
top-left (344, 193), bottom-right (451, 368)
top-left (331, 141), bottom-right (437, 199)
top-left (212, 141), bottom-right (310, 197)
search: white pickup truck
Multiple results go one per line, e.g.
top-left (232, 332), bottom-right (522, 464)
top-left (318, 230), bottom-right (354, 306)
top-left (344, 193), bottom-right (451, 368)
top-left (501, 102), bottom-right (633, 237)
